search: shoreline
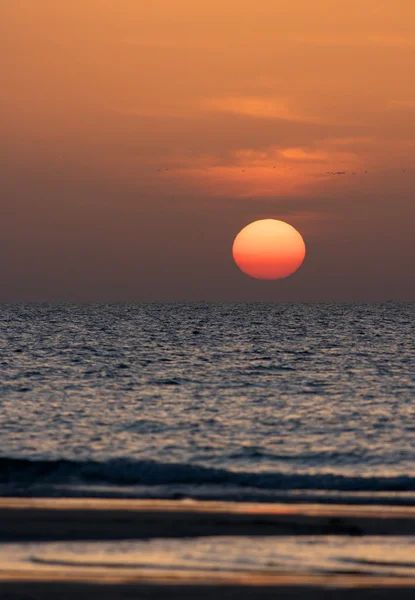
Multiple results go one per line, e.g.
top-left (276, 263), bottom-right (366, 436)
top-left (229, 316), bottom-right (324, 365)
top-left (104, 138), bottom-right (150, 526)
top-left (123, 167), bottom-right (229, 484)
top-left (1, 498), bottom-right (415, 598)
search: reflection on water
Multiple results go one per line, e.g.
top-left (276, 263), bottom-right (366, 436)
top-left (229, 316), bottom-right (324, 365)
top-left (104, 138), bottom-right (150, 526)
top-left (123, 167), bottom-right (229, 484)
top-left (2, 536), bottom-right (415, 578)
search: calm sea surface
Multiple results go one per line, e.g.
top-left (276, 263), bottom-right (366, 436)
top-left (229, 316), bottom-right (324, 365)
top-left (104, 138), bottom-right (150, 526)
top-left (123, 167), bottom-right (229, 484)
top-left (0, 303), bottom-right (414, 503)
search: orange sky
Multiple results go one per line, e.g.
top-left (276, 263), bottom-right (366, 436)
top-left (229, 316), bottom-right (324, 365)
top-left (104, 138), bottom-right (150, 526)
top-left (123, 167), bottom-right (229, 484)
top-left (2, 1), bottom-right (415, 300)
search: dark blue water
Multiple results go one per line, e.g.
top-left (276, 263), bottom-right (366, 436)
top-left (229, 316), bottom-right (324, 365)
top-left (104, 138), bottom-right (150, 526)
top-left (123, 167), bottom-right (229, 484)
top-left (0, 303), bottom-right (414, 503)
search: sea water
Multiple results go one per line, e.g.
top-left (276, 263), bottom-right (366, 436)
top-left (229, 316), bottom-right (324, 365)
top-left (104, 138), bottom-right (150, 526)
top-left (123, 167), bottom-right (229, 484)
top-left (0, 302), bottom-right (414, 503)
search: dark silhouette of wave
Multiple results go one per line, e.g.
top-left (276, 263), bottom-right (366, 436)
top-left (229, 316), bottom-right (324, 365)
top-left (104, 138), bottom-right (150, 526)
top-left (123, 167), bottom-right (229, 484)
top-left (1, 456), bottom-right (414, 493)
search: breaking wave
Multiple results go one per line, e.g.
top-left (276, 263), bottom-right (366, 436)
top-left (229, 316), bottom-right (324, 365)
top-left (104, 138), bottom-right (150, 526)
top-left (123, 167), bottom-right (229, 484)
top-left (1, 456), bottom-right (415, 493)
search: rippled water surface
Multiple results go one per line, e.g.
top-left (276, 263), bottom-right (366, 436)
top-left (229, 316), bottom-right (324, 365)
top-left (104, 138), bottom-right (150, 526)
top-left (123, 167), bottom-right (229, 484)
top-left (0, 303), bottom-right (414, 501)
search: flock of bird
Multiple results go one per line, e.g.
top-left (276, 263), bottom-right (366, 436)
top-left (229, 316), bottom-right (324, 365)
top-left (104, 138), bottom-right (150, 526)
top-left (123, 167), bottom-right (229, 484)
top-left (156, 167), bottom-right (408, 175)
top-left (325, 169), bottom-right (406, 175)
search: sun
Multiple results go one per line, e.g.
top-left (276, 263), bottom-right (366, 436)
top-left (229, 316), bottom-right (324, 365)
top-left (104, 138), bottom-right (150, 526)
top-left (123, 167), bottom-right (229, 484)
top-left (232, 219), bottom-right (306, 280)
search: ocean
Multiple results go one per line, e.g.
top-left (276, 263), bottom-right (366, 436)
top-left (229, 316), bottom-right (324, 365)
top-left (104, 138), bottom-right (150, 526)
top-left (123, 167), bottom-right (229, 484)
top-left (1, 302), bottom-right (414, 504)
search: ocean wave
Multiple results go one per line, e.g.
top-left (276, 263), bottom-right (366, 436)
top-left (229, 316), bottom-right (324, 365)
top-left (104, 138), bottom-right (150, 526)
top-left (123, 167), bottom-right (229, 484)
top-left (1, 456), bottom-right (415, 493)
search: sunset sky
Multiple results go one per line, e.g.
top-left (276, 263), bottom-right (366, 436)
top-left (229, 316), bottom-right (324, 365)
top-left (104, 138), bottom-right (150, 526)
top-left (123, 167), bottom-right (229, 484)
top-left (2, 1), bottom-right (415, 301)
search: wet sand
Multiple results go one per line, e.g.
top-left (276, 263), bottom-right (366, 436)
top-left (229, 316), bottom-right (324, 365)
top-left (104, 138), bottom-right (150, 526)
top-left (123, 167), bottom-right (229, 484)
top-left (2, 573), bottom-right (415, 600)
top-left (1, 498), bottom-right (415, 598)
top-left (1, 497), bottom-right (415, 540)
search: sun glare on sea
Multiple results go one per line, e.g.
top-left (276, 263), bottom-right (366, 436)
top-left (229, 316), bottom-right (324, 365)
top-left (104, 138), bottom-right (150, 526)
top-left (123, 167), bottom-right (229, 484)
top-left (232, 219), bottom-right (306, 280)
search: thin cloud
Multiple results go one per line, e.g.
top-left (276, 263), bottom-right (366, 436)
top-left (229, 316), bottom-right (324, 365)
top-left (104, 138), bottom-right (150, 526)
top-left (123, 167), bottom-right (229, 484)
top-left (387, 100), bottom-right (415, 110)
top-left (203, 96), bottom-right (291, 119)
top-left (282, 32), bottom-right (414, 48)
top-left (201, 96), bottom-right (318, 123)
top-left (280, 148), bottom-right (328, 162)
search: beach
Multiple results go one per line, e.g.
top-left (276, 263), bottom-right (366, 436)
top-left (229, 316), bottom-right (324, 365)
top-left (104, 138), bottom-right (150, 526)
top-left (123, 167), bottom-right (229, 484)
top-left (4, 0), bottom-right (415, 589)
top-left (1, 498), bottom-right (415, 598)
top-left (1, 303), bottom-right (414, 598)
top-left (2, 573), bottom-right (415, 600)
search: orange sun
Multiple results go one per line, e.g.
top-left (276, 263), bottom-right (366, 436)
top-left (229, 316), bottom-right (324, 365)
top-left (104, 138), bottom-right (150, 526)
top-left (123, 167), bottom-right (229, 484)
top-left (232, 219), bottom-right (306, 280)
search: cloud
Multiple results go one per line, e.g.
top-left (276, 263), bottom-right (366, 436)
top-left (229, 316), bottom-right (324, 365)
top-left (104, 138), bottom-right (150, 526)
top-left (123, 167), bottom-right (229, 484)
top-left (282, 32), bottom-right (414, 48)
top-left (201, 96), bottom-right (305, 122)
top-left (387, 100), bottom-right (415, 110)
top-left (279, 148), bottom-right (328, 162)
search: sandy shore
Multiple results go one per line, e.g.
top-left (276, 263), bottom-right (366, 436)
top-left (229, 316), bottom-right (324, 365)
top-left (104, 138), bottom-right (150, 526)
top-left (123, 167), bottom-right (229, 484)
top-left (1, 498), bottom-right (415, 598)
top-left (1, 497), bottom-right (415, 540)
top-left (1, 572), bottom-right (415, 599)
